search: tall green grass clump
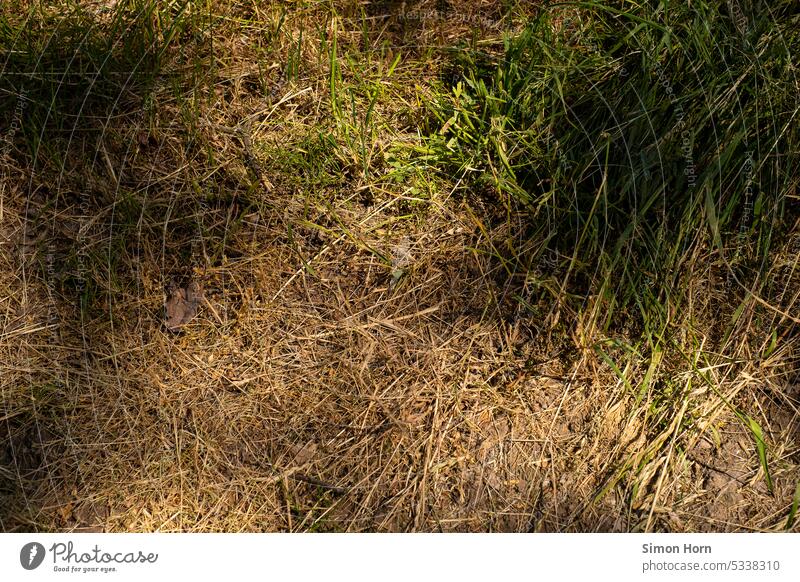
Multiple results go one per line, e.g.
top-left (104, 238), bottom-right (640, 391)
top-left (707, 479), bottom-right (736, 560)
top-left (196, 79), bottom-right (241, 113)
top-left (429, 0), bottom-right (799, 343)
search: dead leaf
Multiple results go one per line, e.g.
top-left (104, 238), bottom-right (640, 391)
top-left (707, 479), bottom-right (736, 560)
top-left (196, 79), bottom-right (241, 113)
top-left (165, 281), bottom-right (203, 331)
top-left (287, 441), bottom-right (318, 466)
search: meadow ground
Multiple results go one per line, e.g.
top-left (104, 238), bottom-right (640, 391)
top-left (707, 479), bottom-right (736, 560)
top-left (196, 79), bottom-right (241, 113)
top-left (1, 0), bottom-right (799, 532)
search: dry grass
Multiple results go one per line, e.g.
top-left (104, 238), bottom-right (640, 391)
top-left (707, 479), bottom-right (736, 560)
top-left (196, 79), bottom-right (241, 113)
top-left (1, 0), bottom-right (799, 532)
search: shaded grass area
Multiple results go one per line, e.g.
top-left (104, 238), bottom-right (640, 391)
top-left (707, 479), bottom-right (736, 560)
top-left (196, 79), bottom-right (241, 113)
top-left (422, 0), bottom-right (800, 525)
top-left (427, 0), bottom-right (800, 331)
top-left (0, 0), bottom-right (798, 532)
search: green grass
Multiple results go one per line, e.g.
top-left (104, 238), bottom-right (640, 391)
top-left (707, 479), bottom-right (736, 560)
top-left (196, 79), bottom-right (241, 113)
top-left (422, 0), bottom-right (799, 507)
top-left (428, 0), bottom-right (798, 312)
